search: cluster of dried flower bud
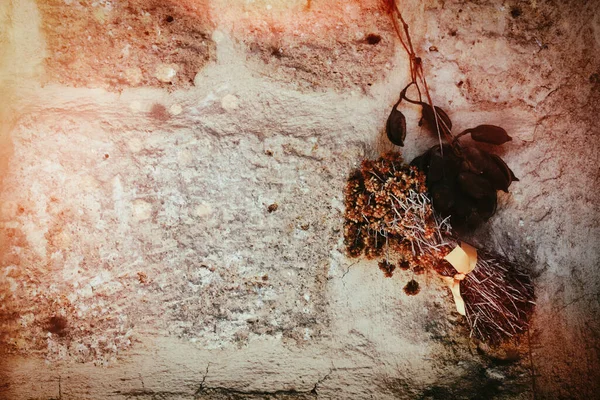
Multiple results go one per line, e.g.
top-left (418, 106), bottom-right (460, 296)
top-left (344, 152), bottom-right (451, 274)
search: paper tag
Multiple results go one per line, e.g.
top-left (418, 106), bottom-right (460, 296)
top-left (442, 242), bottom-right (478, 316)
top-left (444, 242), bottom-right (477, 274)
top-left (441, 276), bottom-right (466, 316)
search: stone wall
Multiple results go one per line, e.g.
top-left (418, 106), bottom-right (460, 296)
top-left (0, 0), bottom-right (599, 399)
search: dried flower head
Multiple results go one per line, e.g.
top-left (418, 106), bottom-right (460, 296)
top-left (344, 152), bottom-right (450, 269)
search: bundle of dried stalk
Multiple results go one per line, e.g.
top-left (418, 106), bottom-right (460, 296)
top-left (344, 152), bottom-right (535, 343)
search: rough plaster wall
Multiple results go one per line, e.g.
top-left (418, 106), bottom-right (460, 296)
top-left (0, 0), bottom-right (598, 399)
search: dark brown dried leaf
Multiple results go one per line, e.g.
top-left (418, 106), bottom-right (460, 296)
top-left (489, 154), bottom-right (519, 191)
top-left (453, 191), bottom-right (477, 219)
top-left (440, 145), bottom-right (462, 178)
top-left (421, 102), bottom-right (452, 138)
top-left (410, 146), bottom-right (433, 172)
top-left (386, 106), bottom-right (407, 146)
top-left (458, 171), bottom-right (495, 199)
top-left (430, 182), bottom-right (456, 214)
top-left (468, 125), bottom-right (512, 145)
top-left (461, 146), bottom-right (487, 175)
top-left (484, 154), bottom-right (512, 192)
top-left (475, 194), bottom-right (498, 218)
top-left (428, 152), bottom-right (445, 182)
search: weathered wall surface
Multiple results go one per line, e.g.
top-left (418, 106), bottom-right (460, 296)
top-left (0, 0), bottom-right (598, 399)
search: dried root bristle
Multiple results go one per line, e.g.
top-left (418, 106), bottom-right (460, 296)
top-left (462, 251), bottom-right (535, 344)
top-left (434, 245), bottom-right (536, 343)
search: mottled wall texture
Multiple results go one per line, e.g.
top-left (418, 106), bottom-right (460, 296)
top-left (1, 0), bottom-right (599, 399)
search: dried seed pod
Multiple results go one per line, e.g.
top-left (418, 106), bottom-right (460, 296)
top-left (475, 194), bottom-right (497, 218)
top-left (421, 102), bottom-right (452, 137)
top-left (411, 143), bottom-right (518, 229)
top-left (410, 147), bottom-right (433, 172)
top-left (467, 125), bottom-right (512, 145)
top-left (441, 147), bottom-right (462, 178)
top-left (509, 166), bottom-right (520, 182)
top-left (386, 104), bottom-right (407, 146)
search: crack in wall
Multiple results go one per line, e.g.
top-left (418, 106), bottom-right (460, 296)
top-left (192, 364), bottom-right (332, 399)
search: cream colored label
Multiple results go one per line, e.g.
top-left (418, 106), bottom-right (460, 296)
top-left (443, 242), bottom-right (478, 316)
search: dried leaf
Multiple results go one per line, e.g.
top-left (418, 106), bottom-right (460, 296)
top-left (475, 194), bottom-right (498, 218)
top-left (431, 182), bottom-right (456, 214)
top-left (428, 151), bottom-right (445, 182)
top-left (480, 154), bottom-right (511, 192)
top-left (410, 152), bottom-right (430, 172)
top-left (468, 125), bottom-right (512, 145)
top-left (489, 154), bottom-right (519, 190)
top-left (421, 102), bottom-right (452, 137)
top-left (386, 106), bottom-right (407, 146)
top-left (457, 171), bottom-right (494, 199)
top-left (452, 191), bottom-right (479, 223)
top-left (461, 146), bottom-right (487, 175)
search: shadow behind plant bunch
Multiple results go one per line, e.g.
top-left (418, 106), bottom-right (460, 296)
top-left (387, 83), bottom-right (519, 230)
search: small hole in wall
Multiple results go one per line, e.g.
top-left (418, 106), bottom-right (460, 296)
top-left (149, 103), bottom-right (170, 122)
top-left (46, 316), bottom-right (68, 336)
top-left (271, 46), bottom-right (283, 58)
top-left (510, 6), bottom-right (522, 18)
top-left (165, 15), bottom-right (174, 23)
top-left (365, 33), bottom-right (382, 45)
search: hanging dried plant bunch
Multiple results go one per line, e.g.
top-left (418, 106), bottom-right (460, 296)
top-left (343, 153), bottom-right (535, 343)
